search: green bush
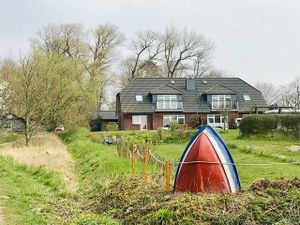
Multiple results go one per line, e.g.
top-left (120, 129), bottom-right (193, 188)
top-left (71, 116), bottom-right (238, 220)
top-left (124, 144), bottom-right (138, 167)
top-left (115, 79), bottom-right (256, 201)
top-left (57, 129), bottom-right (77, 143)
top-left (190, 115), bottom-right (207, 128)
top-left (106, 122), bottom-right (118, 131)
top-left (157, 128), bottom-right (163, 140)
top-left (240, 114), bottom-right (300, 138)
top-left (152, 209), bottom-right (174, 224)
top-left (170, 120), bottom-right (178, 132)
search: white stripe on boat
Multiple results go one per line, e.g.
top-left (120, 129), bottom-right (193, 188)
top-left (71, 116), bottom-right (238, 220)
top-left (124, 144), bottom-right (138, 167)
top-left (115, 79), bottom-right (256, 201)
top-left (203, 130), bottom-right (237, 192)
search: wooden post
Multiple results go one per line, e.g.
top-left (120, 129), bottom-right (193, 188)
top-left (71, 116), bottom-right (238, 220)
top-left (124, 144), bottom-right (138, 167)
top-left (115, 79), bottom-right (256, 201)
top-left (144, 142), bottom-right (149, 182)
top-left (132, 144), bottom-right (137, 177)
top-left (116, 142), bottom-right (120, 156)
top-left (165, 160), bottom-right (171, 192)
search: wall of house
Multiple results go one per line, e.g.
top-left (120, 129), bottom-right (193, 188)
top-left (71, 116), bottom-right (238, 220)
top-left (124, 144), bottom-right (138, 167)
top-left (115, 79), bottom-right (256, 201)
top-left (119, 113), bottom-right (153, 130)
top-left (119, 112), bottom-right (245, 130)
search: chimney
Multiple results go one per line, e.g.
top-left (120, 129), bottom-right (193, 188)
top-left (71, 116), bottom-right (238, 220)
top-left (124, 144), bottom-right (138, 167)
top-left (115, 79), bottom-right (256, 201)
top-left (186, 78), bottom-right (195, 91)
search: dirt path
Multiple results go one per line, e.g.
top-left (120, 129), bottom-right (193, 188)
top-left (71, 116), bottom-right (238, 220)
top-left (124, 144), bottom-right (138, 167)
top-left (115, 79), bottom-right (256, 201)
top-left (0, 133), bottom-right (78, 192)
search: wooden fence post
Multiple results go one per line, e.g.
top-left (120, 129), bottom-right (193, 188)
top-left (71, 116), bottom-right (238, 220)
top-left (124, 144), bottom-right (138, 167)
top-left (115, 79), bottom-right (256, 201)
top-left (116, 142), bottom-right (120, 156)
top-left (144, 142), bottom-right (149, 182)
top-left (132, 144), bottom-right (137, 177)
top-left (165, 160), bottom-right (171, 192)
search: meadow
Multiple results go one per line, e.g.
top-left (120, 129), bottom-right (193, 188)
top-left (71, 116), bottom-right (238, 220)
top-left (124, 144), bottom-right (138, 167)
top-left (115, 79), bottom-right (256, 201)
top-left (154, 130), bottom-right (300, 188)
top-left (0, 128), bottom-right (299, 224)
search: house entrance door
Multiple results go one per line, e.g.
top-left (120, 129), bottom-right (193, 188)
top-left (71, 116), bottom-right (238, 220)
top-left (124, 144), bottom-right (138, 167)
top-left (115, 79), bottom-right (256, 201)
top-left (140, 115), bottom-right (147, 130)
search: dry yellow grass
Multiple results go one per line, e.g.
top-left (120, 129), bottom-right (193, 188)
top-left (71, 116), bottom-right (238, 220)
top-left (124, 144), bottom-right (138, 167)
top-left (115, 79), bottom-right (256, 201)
top-left (0, 133), bottom-right (78, 192)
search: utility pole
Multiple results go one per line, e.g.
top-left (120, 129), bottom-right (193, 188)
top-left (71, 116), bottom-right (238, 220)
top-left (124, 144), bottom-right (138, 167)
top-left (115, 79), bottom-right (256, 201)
top-left (297, 85), bottom-right (299, 110)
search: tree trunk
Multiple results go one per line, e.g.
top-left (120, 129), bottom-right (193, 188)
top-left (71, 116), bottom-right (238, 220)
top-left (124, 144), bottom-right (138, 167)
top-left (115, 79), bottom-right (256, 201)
top-left (25, 117), bottom-right (30, 146)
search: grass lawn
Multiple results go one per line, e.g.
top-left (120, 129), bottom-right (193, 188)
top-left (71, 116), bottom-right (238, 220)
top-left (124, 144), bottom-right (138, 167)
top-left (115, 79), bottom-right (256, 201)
top-left (65, 128), bottom-right (163, 189)
top-left (0, 128), bottom-right (299, 224)
top-left (154, 129), bottom-right (300, 188)
top-left (0, 156), bottom-right (65, 225)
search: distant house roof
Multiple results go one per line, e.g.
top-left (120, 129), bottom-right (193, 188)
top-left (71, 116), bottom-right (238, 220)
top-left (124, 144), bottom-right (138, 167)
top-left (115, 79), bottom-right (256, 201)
top-left (98, 111), bottom-right (118, 120)
top-left (118, 78), bottom-right (267, 113)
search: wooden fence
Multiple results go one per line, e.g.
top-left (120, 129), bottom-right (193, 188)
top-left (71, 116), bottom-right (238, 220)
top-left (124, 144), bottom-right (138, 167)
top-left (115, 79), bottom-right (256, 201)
top-left (116, 140), bottom-right (175, 192)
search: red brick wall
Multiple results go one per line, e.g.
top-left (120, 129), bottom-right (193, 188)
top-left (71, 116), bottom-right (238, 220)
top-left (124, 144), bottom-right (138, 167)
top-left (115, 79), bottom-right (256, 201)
top-left (119, 113), bottom-right (153, 130)
top-left (152, 113), bottom-right (163, 130)
top-left (119, 112), bottom-right (245, 130)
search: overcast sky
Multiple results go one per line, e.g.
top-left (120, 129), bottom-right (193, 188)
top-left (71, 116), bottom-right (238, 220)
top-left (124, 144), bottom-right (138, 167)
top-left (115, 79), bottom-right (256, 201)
top-left (0, 0), bottom-right (299, 85)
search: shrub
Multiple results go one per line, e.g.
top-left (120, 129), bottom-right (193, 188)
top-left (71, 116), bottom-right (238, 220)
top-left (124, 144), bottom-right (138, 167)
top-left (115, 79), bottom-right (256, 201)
top-left (240, 114), bottom-right (300, 138)
top-left (157, 128), bottom-right (163, 140)
top-left (190, 115), bottom-right (207, 128)
top-left (106, 122), bottom-right (118, 131)
top-left (170, 120), bottom-right (178, 132)
top-left (228, 118), bottom-right (237, 129)
top-left (152, 209), bottom-right (174, 224)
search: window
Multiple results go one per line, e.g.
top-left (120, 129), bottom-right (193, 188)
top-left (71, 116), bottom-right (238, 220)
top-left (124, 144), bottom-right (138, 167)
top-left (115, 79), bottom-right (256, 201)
top-left (132, 115), bottom-right (141, 124)
top-left (163, 115), bottom-right (185, 128)
top-left (214, 115), bottom-right (221, 123)
top-left (211, 95), bottom-right (233, 110)
top-left (136, 95), bottom-right (143, 102)
top-left (243, 94), bottom-right (251, 101)
top-left (157, 95), bottom-right (178, 109)
top-left (207, 114), bottom-right (228, 129)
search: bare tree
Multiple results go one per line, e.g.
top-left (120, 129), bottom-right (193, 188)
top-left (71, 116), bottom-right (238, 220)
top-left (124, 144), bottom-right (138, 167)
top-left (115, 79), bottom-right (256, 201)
top-left (160, 26), bottom-right (213, 78)
top-left (87, 24), bottom-right (123, 72)
top-left (255, 82), bottom-right (280, 105)
top-left (85, 24), bottom-right (123, 113)
top-left (34, 23), bottom-right (85, 59)
top-left (127, 30), bottom-right (161, 80)
top-left (192, 50), bottom-right (211, 77)
top-left (203, 69), bottom-right (227, 78)
top-left (279, 76), bottom-right (300, 109)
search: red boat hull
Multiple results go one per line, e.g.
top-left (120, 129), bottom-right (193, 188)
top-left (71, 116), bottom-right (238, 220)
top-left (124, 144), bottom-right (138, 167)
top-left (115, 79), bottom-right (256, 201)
top-left (175, 132), bottom-right (231, 193)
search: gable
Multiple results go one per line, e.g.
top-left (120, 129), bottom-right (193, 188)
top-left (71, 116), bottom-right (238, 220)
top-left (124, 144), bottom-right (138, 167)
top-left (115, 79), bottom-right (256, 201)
top-left (205, 84), bottom-right (238, 95)
top-left (150, 83), bottom-right (183, 94)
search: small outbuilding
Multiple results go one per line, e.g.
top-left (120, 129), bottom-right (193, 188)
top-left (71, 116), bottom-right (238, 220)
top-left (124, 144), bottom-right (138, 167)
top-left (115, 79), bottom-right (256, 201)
top-left (90, 111), bottom-right (118, 131)
top-left (0, 114), bottom-right (25, 133)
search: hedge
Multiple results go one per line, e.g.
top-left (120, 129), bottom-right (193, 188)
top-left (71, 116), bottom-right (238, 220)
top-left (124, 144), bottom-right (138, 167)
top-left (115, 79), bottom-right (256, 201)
top-left (240, 114), bottom-right (300, 138)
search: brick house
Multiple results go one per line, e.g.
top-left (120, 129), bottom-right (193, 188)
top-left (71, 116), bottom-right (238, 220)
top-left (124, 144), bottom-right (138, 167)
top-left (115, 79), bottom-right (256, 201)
top-left (116, 78), bottom-right (267, 130)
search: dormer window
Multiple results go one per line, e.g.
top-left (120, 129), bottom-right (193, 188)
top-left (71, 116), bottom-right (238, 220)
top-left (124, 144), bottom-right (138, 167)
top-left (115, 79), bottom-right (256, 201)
top-left (243, 94), bottom-right (251, 101)
top-left (211, 95), bottom-right (232, 110)
top-left (157, 95), bottom-right (177, 109)
top-left (136, 95), bottom-right (143, 102)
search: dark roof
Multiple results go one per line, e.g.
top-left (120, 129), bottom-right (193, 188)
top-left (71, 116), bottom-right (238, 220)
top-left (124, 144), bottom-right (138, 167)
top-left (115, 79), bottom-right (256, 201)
top-left (118, 78), bottom-right (267, 113)
top-left (98, 111), bottom-right (118, 120)
top-left (150, 83), bottom-right (183, 94)
top-left (205, 84), bottom-right (238, 94)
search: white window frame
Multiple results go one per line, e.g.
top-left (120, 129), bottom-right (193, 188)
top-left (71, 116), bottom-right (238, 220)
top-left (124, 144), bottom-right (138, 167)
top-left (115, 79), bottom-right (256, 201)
top-left (163, 114), bottom-right (185, 127)
top-left (211, 95), bottom-right (232, 110)
top-left (132, 115), bottom-right (141, 125)
top-left (243, 94), bottom-right (251, 101)
top-left (136, 95), bottom-right (143, 102)
top-left (207, 114), bottom-right (228, 129)
top-left (157, 95), bottom-right (178, 109)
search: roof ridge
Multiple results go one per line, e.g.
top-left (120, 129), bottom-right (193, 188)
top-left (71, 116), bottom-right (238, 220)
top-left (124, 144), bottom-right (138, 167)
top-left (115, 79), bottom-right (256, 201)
top-left (134, 77), bottom-right (240, 80)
